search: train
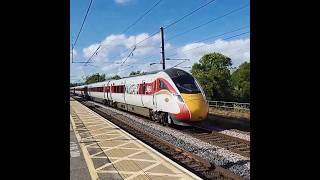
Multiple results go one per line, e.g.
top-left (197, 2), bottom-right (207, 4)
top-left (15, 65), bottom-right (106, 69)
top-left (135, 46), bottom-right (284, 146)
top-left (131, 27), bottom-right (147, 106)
top-left (70, 68), bottom-right (209, 126)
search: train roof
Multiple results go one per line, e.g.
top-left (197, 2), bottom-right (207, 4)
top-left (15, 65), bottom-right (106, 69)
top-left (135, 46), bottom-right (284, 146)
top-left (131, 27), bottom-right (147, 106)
top-left (120, 68), bottom-right (188, 79)
top-left (71, 68), bottom-right (189, 88)
top-left (164, 68), bottom-right (192, 79)
top-left (120, 70), bottom-right (162, 79)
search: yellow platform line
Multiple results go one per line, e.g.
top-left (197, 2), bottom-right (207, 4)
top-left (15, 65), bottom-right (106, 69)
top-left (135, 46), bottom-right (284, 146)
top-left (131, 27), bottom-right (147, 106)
top-left (70, 114), bottom-right (99, 180)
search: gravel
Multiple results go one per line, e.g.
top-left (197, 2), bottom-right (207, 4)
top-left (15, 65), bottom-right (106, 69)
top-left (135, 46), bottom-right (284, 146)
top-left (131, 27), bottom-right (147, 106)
top-left (91, 101), bottom-right (250, 179)
top-left (219, 130), bottom-right (250, 141)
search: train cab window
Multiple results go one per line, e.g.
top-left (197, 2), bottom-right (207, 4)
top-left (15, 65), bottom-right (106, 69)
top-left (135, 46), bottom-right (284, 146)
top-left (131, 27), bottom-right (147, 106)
top-left (159, 79), bottom-right (168, 90)
top-left (165, 69), bottom-right (200, 93)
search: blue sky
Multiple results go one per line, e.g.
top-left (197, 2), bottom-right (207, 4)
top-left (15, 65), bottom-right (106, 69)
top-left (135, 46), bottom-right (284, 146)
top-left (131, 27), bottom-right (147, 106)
top-left (70, 0), bottom-right (250, 83)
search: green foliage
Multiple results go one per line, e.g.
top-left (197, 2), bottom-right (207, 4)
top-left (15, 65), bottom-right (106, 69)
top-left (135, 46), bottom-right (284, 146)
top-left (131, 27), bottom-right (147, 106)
top-left (191, 52), bottom-right (233, 101)
top-left (231, 62), bottom-right (250, 102)
top-left (82, 73), bottom-right (122, 84)
top-left (129, 71), bottom-right (141, 76)
top-left (85, 73), bottom-right (106, 84)
top-left (129, 71), bottom-right (146, 76)
top-left (107, 75), bottom-right (121, 80)
top-left (70, 82), bottom-right (85, 87)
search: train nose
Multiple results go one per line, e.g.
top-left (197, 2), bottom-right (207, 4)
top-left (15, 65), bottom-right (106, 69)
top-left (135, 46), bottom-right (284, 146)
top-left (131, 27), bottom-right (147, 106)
top-left (181, 93), bottom-right (209, 121)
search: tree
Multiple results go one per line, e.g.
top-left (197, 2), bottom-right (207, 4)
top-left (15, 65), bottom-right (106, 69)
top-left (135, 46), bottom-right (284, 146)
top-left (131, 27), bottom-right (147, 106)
top-left (191, 52), bottom-right (233, 101)
top-left (85, 73), bottom-right (106, 84)
top-left (231, 61), bottom-right (250, 102)
top-left (70, 82), bottom-right (85, 87)
top-left (129, 71), bottom-right (141, 76)
top-left (129, 71), bottom-right (146, 76)
top-left (107, 75), bottom-right (121, 80)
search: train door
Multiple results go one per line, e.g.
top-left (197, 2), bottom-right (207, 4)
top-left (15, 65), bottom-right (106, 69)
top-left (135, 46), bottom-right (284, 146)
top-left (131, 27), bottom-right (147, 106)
top-left (140, 81), bottom-right (145, 106)
top-left (123, 80), bottom-right (127, 105)
top-left (110, 83), bottom-right (113, 101)
top-left (105, 81), bottom-right (109, 101)
top-left (153, 80), bottom-right (157, 109)
top-left (102, 83), bottom-right (105, 100)
top-left (84, 86), bottom-right (88, 98)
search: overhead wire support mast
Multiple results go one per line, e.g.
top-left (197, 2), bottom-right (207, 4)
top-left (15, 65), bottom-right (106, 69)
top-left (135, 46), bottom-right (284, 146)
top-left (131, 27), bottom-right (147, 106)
top-left (71, 44), bottom-right (74, 63)
top-left (160, 27), bottom-right (165, 70)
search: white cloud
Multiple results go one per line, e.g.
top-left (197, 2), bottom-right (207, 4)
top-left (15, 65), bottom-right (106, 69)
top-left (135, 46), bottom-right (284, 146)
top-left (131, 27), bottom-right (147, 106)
top-left (70, 65), bottom-right (87, 83)
top-left (175, 38), bottom-right (250, 68)
top-left (114, 0), bottom-right (132, 5)
top-left (72, 33), bottom-right (249, 80)
top-left (83, 43), bottom-right (100, 59)
top-left (80, 32), bottom-right (171, 77)
top-left (83, 33), bottom-right (168, 63)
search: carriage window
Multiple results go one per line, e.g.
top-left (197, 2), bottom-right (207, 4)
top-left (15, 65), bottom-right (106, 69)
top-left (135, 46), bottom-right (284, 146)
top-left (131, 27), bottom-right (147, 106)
top-left (120, 86), bottom-right (124, 93)
top-left (159, 80), bottom-right (168, 90)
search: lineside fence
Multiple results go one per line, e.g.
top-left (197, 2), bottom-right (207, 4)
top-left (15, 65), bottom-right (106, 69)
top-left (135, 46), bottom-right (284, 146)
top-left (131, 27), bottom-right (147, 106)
top-left (207, 100), bottom-right (250, 112)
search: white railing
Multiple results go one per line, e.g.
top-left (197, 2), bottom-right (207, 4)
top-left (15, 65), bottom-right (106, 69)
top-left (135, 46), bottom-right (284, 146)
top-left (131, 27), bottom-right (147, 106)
top-left (207, 100), bottom-right (250, 112)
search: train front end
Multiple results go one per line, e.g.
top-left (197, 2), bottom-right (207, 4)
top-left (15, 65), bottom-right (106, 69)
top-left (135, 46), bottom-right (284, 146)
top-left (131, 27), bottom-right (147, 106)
top-left (165, 69), bottom-right (209, 122)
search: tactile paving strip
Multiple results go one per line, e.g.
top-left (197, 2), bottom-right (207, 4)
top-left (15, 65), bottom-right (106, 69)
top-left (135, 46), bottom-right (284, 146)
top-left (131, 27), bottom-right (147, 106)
top-left (70, 99), bottom-right (200, 180)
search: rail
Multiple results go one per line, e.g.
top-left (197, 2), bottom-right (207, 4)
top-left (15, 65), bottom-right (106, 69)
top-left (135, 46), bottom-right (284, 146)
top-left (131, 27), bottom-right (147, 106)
top-left (207, 100), bottom-right (250, 112)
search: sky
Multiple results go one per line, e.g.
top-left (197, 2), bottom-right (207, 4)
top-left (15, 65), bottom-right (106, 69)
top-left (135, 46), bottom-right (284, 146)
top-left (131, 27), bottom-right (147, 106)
top-left (70, 0), bottom-right (250, 83)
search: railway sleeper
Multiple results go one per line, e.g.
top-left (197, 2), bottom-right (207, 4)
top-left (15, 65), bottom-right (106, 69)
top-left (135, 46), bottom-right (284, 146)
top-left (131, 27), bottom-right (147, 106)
top-left (230, 145), bottom-right (246, 149)
top-left (193, 166), bottom-right (209, 172)
top-left (187, 162), bottom-right (202, 169)
top-left (236, 147), bottom-right (250, 152)
top-left (181, 158), bottom-right (194, 164)
top-left (226, 143), bottom-right (241, 148)
top-left (218, 139), bottom-right (233, 143)
top-left (173, 154), bottom-right (186, 160)
top-left (207, 137), bottom-right (223, 141)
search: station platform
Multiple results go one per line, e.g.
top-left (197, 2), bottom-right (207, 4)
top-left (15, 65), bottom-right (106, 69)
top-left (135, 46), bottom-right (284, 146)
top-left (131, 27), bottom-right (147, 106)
top-left (70, 98), bottom-right (201, 180)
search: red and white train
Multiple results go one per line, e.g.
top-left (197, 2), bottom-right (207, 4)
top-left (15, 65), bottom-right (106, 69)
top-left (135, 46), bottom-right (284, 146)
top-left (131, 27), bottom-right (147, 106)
top-left (71, 68), bottom-right (209, 126)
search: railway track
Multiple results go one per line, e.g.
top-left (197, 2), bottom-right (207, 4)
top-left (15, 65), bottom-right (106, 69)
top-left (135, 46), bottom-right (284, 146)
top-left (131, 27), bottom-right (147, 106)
top-left (76, 98), bottom-right (244, 180)
top-left (78, 96), bottom-right (250, 158)
top-left (179, 128), bottom-right (250, 158)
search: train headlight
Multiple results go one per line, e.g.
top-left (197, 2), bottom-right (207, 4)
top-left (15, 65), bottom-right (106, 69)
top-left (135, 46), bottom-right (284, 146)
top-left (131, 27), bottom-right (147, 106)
top-left (173, 94), bottom-right (184, 103)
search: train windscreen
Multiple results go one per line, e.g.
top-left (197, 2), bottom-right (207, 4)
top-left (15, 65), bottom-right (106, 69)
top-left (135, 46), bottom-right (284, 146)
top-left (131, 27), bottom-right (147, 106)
top-left (165, 69), bottom-right (201, 93)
